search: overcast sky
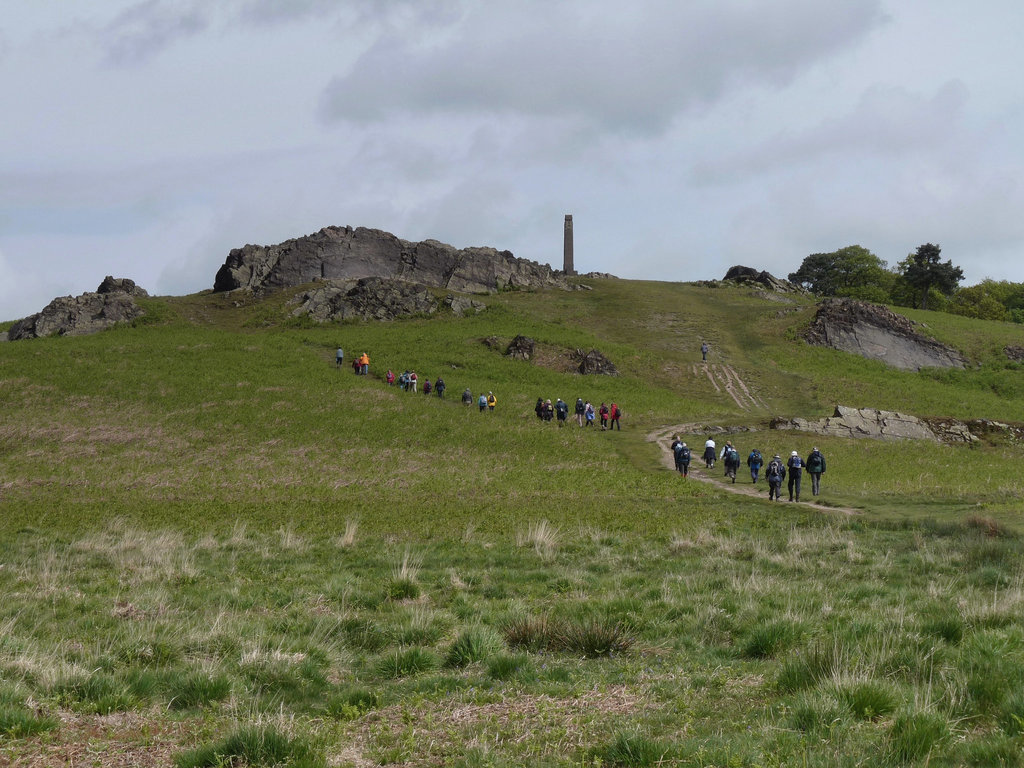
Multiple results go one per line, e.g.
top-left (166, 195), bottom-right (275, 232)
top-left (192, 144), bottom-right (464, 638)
top-left (3, 0), bottom-right (1023, 320)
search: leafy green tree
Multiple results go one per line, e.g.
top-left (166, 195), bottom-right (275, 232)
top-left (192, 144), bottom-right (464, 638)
top-left (897, 243), bottom-right (964, 310)
top-left (949, 279), bottom-right (1024, 323)
top-left (788, 245), bottom-right (893, 300)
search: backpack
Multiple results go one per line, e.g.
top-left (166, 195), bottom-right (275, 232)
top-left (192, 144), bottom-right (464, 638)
top-left (749, 450), bottom-right (762, 465)
top-left (680, 447), bottom-right (691, 463)
top-left (725, 447), bottom-right (738, 463)
top-left (789, 456), bottom-right (803, 469)
top-left (807, 451), bottom-right (822, 472)
top-left (767, 460), bottom-right (783, 480)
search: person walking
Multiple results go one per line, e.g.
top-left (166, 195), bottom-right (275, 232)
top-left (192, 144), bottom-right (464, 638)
top-left (487, 391), bottom-right (497, 412)
top-left (584, 401), bottom-right (595, 427)
top-left (359, 352), bottom-right (370, 376)
top-left (555, 398), bottom-right (569, 427)
top-left (409, 371), bottom-right (417, 393)
top-left (701, 341), bottom-right (709, 362)
top-left (478, 393), bottom-right (488, 412)
top-left (703, 437), bottom-right (716, 469)
top-left (805, 447), bottom-right (826, 496)
top-left (721, 442), bottom-right (740, 483)
top-left (386, 369), bottom-right (395, 386)
top-left (574, 397), bottom-right (585, 427)
top-left (422, 378), bottom-right (432, 395)
top-left (336, 347), bottom-right (344, 368)
top-left (535, 398), bottom-right (545, 420)
top-left (462, 388), bottom-right (473, 406)
top-left (609, 402), bottom-right (622, 430)
top-left (766, 454), bottom-right (786, 501)
top-left (543, 399), bottom-right (554, 422)
top-left (599, 403), bottom-right (609, 430)
top-left (747, 448), bottom-right (763, 483)
top-left (672, 438), bottom-right (691, 477)
top-left (787, 450), bottom-right (803, 502)
top-left (435, 378), bottom-right (445, 398)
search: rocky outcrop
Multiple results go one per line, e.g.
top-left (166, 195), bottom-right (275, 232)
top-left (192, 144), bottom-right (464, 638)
top-left (8, 277), bottom-right (147, 340)
top-left (1004, 345), bottom-right (1024, 362)
top-left (771, 405), bottom-right (978, 444)
top-left (723, 266), bottom-right (800, 293)
top-left (214, 226), bottom-right (569, 296)
top-left (805, 298), bottom-right (966, 371)
top-left (572, 348), bottom-right (618, 376)
top-left (506, 335), bottom-right (535, 360)
top-left (289, 278), bottom-right (439, 322)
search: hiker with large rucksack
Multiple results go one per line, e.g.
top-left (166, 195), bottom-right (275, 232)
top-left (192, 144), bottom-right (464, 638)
top-left (805, 447), bottom-right (826, 496)
top-left (720, 441), bottom-right (740, 483)
top-left (765, 454), bottom-right (786, 501)
top-left (747, 448), bottom-right (763, 483)
top-left (671, 436), bottom-right (691, 477)
top-left (786, 451), bottom-right (803, 502)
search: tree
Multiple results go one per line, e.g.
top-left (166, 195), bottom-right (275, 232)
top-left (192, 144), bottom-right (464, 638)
top-left (897, 243), bottom-right (964, 310)
top-left (788, 245), bottom-right (893, 300)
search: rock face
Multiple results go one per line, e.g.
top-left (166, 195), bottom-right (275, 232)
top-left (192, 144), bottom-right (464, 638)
top-left (214, 226), bottom-right (568, 295)
top-left (723, 266), bottom-right (800, 293)
top-left (506, 335), bottom-right (535, 360)
top-left (771, 405), bottom-right (978, 444)
top-left (805, 298), bottom-right (967, 371)
top-left (289, 278), bottom-right (439, 322)
top-left (1005, 345), bottom-right (1024, 362)
top-left (8, 277), bottom-right (147, 340)
top-left (572, 348), bottom-right (618, 376)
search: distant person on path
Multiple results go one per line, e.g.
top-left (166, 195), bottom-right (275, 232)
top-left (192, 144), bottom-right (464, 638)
top-left (609, 403), bottom-right (622, 430)
top-left (766, 454), bottom-right (786, 501)
top-left (336, 347), bottom-right (344, 367)
top-left (599, 403), bottom-right (609, 430)
top-left (574, 398), bottom-right (585, 427)
top-left (386, 369), bottom-right (395, 386)
top-left (435, 378), bottom-right (446, 398)
top-left (701, 341), bottom-right (709, 362)
top-left (703, 438), bottom-right (716, 469)
top-left (721, 442), bottom-right (740, 483)
top-left (409, 371), bottom-right (418, 393)
top-left (787, 451), bottom-right (803, 502)
top-left (487, 392), bottom-right (496, 411)
top-left (463, 388), bottom-right (473, 406)
top-left (352, 358), bottom-right (360, 375)
top-left (359, 352), bottom-right (370, 375)
top-left (584, 401), bottom-right (595, 427)
top-left (805, 447), bottom-right (826, 496)
top-left (478, 393), bottom-right (488, 412)
top-left (423, 378), bottom-right (432, 395)
top-left (543, 399), bottom-right (554, 421)
top-left (747, 448), bottom-right (763, 483)
top-left (555, 398), bottom-right (569, 426)
top-left (671, 437), bottom-right (691, 477)
top-left (535, 398), bottom-right (545, 420)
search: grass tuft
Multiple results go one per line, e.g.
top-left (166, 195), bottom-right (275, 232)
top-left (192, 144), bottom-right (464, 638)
top-left (886, 710), bottom-right (949, 764)
top-left (594, 731), bottom-right (673, 767)
top-left (174, 725), bottom-right (324, 768)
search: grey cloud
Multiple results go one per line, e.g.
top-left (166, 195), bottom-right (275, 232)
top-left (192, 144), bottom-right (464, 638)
top-left (319, 0), bottom-right (885, 135)
top-left (101, 0), bottom-right (208, 65)
top-left (692, 81), bottom-right (970, 184)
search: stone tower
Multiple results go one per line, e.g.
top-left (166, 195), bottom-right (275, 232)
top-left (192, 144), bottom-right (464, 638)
top-left (563, 214), bottom-right (575, 275)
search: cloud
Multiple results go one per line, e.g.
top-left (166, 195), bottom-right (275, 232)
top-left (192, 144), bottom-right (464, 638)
top-left (320, 0), bottom-right (885, 135)
top-left (100, 0), bottom-right (208, 65)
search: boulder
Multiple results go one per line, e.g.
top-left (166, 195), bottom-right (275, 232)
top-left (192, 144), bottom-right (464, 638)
top-left (214, 226), bottom-right (570, 295)
top-left (771, 405), bottom-right (978, 444)
top-left (445, 295), bottom-right (486, 315)
top-left (804, 298), bottom-right (966, 371)
top-left (289, 277), bottom-right (438, 322)
top-left (1004, 345), bottom-right (1024, 362)
top-left (506, 335), bottom-right (535, 360)
top-left (96, 275), bottom-right (148, 297)
top-left (8, 280), bottom-right (147, 340)
top-left (572, 348), bottom-right (618, 376)
top-left (723, 265), bottom-right (800, 293)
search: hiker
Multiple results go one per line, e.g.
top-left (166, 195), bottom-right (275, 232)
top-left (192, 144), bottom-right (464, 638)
top-left (386, 369), bottom-right (395, 386)
top-left (555, 398), bottom-right (569, 426)
top-left (787, 450), bottom-right (803, 502)
top-left (703, 437), bottom-right (716, 469)
top-left (672, 437), bottom-right (691, 477)
top-left (462, 388), bottom-right (473, 406)
top-left (352, 358), bottom-right (360, 375)
top-left (422, 378), bottom-right (432, 395)
top-left (766, 454), bottom-right (786, 501)
top-left (487, 392), bottom-right (496, 411)
top-left (359, 352), bottom-right (370, 375)
top-left (435, 378), bottom-right (446, 398)
top-left (409, 371), bottom-right (418, 393)
top-left (747, 448), bottom-right (764, 483)
top-left (584, 400), bottom-right (595, 427)
top-left (535, 398), bottom-right (545, 420)
top-left (543, 399), bottom-right (554, 422)
top-left (599, 403), bottom-right (609, 430)
top-left (478, 393), bottom-right (488, 412)
top-left (721, 441), bottom-right (740, 483)
top-left (574, 398), bottom-right (585, 427)
top-left (609, 402), bottom-right (622, 430)
top-left (805, 447), bottom-right (826, 496)
top-left (336, 347), bottom-right (344, 367)
top-left (701, 341), bottom-right (709, 362)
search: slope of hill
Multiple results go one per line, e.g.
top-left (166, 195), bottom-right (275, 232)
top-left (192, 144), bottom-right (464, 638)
top-left (1, 278), bottom-right (1023, 766)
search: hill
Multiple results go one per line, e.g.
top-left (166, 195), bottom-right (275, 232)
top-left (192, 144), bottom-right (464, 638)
top-left (1, 277), bottom-right (1023, 766)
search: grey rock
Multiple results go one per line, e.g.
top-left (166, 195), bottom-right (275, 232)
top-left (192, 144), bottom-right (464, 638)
top-left (0, 331), bottom-right (8, 342)
top-left (805, 298), bottom-right (966, 371)
top-left (214, 225), bottom-right (570, 295)
top-left (289, 277), bottom-right (438, 322)
top-left (8, 285), bottom-right (146, 340)
top-left (772, 405), bottom-right (978, 444)
top-left (96, 275), bottom-right (148, 297)
top-left (572, 348), bottom-right (618, 376)
top-left (1004, 345), bottom-right (1024, 362)
top-left (722, 265), bottom-right (801, 293)
top-left (506, 335), bottom-right (535, 360)
top-left (446, 295), bottom-right (486, 315)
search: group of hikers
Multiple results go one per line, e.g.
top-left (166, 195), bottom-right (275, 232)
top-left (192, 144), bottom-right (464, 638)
top-left (669, 435), bottom-right (827, 502)
top-left (337, 348), bottom-right (371, 376)
top-left (535, 398), bottom-right (623, 430)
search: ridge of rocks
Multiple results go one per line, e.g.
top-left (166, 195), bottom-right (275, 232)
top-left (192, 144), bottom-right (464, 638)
top-left (7, 276), bottom-right (147, 341)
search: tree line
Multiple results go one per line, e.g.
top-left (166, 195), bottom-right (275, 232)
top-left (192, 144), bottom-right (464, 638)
top-left (788, 244), bottom-right (1024, 322)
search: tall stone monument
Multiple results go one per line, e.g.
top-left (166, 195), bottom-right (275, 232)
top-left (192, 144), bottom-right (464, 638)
top-left (563, 214), bottom-right (575, 275)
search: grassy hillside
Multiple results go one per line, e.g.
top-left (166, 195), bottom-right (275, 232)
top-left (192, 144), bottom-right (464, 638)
top-left (1, 278), bottom-right (1023, 766)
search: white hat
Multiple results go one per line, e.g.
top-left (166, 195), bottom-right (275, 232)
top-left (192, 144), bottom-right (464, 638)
top-left (791, 451), bottom-right (798, 456)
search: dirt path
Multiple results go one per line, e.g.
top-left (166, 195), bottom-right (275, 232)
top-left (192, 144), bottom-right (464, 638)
top-left (647, 425), bottom-right (860, 516)
top-left (691, 362), bottom-right (768, 411)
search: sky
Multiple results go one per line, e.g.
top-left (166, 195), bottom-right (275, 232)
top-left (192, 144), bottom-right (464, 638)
top-left (3, 0), bottom-right (1024, 320)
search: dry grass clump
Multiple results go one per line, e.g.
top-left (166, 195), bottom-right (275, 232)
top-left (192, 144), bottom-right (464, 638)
top-left (517, 520), bottom-right (559, 560)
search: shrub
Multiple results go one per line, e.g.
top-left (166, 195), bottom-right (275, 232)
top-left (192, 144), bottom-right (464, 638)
top-left (886, 710), bottom-right (949, 763)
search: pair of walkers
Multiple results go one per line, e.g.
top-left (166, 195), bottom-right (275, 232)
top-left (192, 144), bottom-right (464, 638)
top-left (764, 448), bottom-right (827, 501)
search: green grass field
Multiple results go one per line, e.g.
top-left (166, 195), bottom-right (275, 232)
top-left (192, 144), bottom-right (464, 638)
top-left (1, 278), bottom-right (1023, 766)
